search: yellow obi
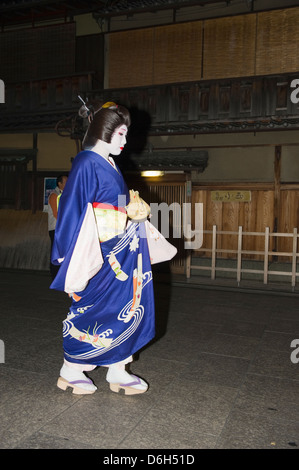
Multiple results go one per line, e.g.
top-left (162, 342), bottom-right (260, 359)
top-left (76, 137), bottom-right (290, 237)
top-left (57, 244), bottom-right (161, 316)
top-left (92, 202), bottom-right (127, 242)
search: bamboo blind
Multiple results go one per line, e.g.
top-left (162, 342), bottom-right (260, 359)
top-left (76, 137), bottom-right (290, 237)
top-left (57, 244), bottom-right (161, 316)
top-left (108, 28), bottom-right (154, 88)
top-left (0, 22), bottom-right (75, 83)
top-left (107, 7), bottom-right (299, 88)
top-left (153, 22), bottom-right (203, 85)
top-left (203, 14), bottom-right (256, 80)
top-left (256, 7), bottom-right (299, 75)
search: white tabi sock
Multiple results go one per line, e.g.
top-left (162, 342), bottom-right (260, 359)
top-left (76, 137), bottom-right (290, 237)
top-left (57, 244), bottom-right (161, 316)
top-left (60, 363), bottom-right (97, 392)
top-left (106, 363), bottom-right (147, 391)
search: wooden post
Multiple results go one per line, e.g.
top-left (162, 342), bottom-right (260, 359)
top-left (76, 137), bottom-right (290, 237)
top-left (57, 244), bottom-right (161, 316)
top-left (186, 222), bottom-right (191, 279)
top-left (237, 226), bottom-right (242, 285)
top-left (211, 225), bottom-right (217, 280)
top-left (185, 177), bottom-right (192, 278)
top-left (31, 133), bottom-right (38, 214)
top-left (291, 227), bottom-right (297, 289)
top-left (273, 145), bottom-right (281, 258)
top-left (264, 227), bottom-right (269, 284)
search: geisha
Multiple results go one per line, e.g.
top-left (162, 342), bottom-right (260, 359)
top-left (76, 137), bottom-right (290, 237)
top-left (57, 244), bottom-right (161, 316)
top-left (51, 100), bottom-right (176, 396)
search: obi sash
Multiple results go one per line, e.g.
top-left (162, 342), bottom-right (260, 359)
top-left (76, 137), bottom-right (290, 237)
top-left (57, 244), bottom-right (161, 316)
top-left (93, 202), bottom-right (127, 242)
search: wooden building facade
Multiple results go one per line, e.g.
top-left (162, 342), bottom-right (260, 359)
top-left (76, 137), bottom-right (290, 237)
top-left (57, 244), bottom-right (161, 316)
top-left (1, 1), bottom-right (299, 277)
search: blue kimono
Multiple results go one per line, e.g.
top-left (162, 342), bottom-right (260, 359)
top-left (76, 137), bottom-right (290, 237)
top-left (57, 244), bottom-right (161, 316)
top-left (50, 150), bottom-right (155, 366)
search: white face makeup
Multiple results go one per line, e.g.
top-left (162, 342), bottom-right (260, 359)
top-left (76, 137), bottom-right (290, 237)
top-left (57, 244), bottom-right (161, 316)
top-left (91, 124), bottom-right (128, 159)
top-left (109, 124), bottom-right (128, 156)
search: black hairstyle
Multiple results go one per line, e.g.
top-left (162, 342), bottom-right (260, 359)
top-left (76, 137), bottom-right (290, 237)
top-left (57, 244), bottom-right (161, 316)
top-left (79, 100), bottom-right (131, 150)
top-left (56, 174), bottom-right (68, 186)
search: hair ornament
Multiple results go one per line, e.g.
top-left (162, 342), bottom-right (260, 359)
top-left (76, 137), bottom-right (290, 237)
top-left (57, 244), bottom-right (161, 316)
top-left (78, 95), bottom-right (95, 122)
top-left (78, 95), bottom-right (89, 112)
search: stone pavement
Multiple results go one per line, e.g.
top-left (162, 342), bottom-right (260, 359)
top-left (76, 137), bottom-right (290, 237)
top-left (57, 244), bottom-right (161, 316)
top-left (0, 269), bottom-right (298, 450)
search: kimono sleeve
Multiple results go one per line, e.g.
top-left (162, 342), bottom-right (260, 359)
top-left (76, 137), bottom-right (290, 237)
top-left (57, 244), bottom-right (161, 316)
top-left (50, 152), bottom-right (103, 292)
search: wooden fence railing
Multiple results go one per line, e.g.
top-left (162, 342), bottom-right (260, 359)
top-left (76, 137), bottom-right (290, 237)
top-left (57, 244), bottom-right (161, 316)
top-left (186, 225), bottom-right (299, 289)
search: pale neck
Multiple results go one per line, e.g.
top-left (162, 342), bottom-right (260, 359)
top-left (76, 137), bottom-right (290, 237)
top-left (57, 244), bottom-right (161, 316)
top-left (90, 140), bottom-right (110, 159)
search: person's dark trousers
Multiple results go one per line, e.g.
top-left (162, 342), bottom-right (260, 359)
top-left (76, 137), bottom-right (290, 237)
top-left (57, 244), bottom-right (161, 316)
top-left (49, 230), bottom-right (60, 280)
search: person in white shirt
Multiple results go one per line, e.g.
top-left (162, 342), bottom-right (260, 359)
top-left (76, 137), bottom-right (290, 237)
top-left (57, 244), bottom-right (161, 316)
top-left (48, 174), bottom-right (68, 280)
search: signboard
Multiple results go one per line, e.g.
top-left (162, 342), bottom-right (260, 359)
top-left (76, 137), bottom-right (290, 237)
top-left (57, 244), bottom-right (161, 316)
top-left (211, 190), bottom-right (251, 202)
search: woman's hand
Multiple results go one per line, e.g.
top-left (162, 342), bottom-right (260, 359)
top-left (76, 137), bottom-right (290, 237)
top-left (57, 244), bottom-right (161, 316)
top-left (126, 190), bottom-right (151, 221)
